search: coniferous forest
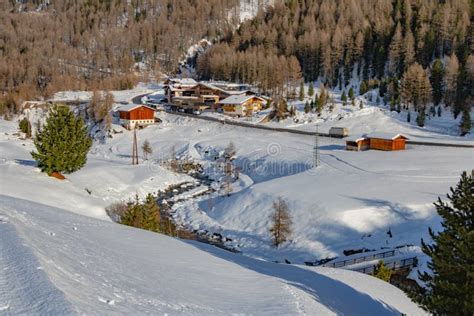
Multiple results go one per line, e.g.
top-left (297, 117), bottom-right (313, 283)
top-left (198, 0), bottom-right (472, 117)
top-left (1, 0), bottom-right (473, 118)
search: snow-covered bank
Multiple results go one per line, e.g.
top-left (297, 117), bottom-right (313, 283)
top-left (0, 195), bottom-right (425, 315)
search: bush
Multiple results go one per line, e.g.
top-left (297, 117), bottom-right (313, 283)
top-left (106, 201), bottom-right (129, 222)
top-left (373, 260), bottom-right (392, 282)
top-left (31, 105), bottom-right (92, 176)
top-left (19, 117), bottom-right (31, 137)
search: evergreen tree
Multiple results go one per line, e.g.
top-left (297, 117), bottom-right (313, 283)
top-left (31, 105), bottom-right (92, 176)
top-left (341, 90), bottom-right (347, 105)
top-left (373, 261), bottom-right (392, 282)
top-left (299, 80), bottom-right (305, 101)
top-left (142, 140), bottom-right (152, 160)
top-left (304, 101), bottom-right (310, 113)
top-left (121, 195), bottom-right (144, 229)
top-left (142, 194), bottom-right (161, 232)
top-left (359, 81), bottom-right (369, 95)
top-left (430, 59), bottom-right (444, 105)
top-left (348, 87), bottom-right (355, 100)
top-left (390, 97), bottom-right (396, 111)
top-left (416, 107), bottom-right (426, 127)
top-left (414, 172), bottom-right (474, 315)
top-left (19, 117), bottom-right (31, 138)
top-left (308, 82), bottom-right (315, 97)
top-left (459, 109), bottom-right (471, 136)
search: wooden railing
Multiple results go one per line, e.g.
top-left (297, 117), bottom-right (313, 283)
top-left (322, 250), bottom-right (396, 268)
top-left (353, 257), bottom-right (418, 274)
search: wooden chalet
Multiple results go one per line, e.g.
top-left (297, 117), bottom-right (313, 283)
top-left (164, 78), bottom-right (260, 112)
top-left (118, 104), bottom-right (155, 129)
top-left (218, 95), bottom-right (266, 116)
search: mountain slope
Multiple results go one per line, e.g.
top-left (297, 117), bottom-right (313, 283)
top-left (0, 195), bottom-right (424, 315)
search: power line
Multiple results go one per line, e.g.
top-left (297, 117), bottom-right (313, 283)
top-left (313, 124), bottom-right (320, 168)
top-left (132, 127), bottom-right (139, 165)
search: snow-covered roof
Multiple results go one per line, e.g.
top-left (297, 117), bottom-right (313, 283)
top-left (365, 132), bottom-right (408, 140)
top-left (219, 95), bottom-right (265, 105)
top-left (346, 136), bottom-right (367, 142)
top-left (117, 104), bottom-right (155, 112)
top-left (168, 78), bottom-right (197, 86)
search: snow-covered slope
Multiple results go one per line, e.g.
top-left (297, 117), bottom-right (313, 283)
top-left (0, 195), bottom-right (424, 315)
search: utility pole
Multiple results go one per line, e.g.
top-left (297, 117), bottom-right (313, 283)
top-left (313, 124), bottom-right (320, 168)
top-left (132, 127), bottom-right (139, 165)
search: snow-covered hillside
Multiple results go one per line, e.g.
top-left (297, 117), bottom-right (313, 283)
top-left (0, 195), bottom-right (424, 315)
top-left (2, 81), bottom-right (471, 313)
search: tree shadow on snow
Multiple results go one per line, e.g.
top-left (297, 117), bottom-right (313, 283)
top-left (319, 144), bottom-right (345, 151)
top-left (185, 241), bottom-right (401, 315)
top-left (15, 159), bottom-right (37, 167)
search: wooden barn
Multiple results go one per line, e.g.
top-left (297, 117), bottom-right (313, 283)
top-left (345, 136), bottom-right (370, 151)
top-left (365, 133), bottom-right (408, 151)
top-left (118, 104), bottom-right (155, 129)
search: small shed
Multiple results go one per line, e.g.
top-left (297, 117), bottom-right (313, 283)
top-left (329, 127), bottom-right (349, 138)
top-left (365, 133), bottom-right (408, 151)
top-left (118, 104), bottom-right (155, 129)
top-left (346, 136), bottom-right (370, 151)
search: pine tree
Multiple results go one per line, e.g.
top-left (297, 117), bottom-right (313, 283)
top-left (308, 82), bottom-right (315, 97)
top-left (430, 59), bottom-right (444, 105)
top-left (373, 261), bottom-right (392, 282)
top-left (390, 97), bottom-right (396, 111)
top-left (121, 195), bottom-right (143, 229)
top-left (416, 107), bottom-right (426, 127)
top-left (269, 197), bottom-right (292, 247)
top-left (359, 81), bottom-right (368, 95)
top-left (348, 87), bottom-right (354, 100)
top-left (142, 140), bottom-right (152, 160)
top-left (414, 172), bottom-right (474, 315)
top-left (304, 101), bottom-right (310, 113)
top-left (142, 193), bottom-right (161, 232)
top-left (459, 109), bottom-right (471, 136)
top-left (19, 117), bottom-right (31, 138)
top-left (31, 105), bottom-right (92, 176)
top-left (299, 80), bottom-right (305, 101)
top-left (341, 90), bottom-right (347, 105)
